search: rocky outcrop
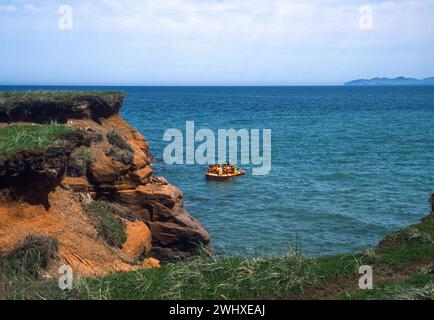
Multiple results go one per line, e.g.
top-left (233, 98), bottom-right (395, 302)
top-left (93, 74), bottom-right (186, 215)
top-left (0, 92), bottom-right (210, 276)
top-left (0, 131), bottom-right (92, 209)
top-left (113, 182), bottom-right (210, 261)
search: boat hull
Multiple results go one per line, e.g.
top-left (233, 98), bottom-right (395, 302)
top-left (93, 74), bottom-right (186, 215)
top-left (205, 170), bottom-right (246, 180)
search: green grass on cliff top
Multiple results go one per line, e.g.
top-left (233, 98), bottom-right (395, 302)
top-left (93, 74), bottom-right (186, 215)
top-left (0, 124), bottom-right (73, 160)
top-left (1, 211), bottom-right (432, 300)
top-left (0, 91), bottom-right (122, 109)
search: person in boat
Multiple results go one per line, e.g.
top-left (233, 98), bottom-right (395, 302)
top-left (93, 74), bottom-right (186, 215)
top-left (222, 162), bottom-right (228, 172)
top-left (217, 164), bottom-right (223, 175)
top-left (224, 164), bottom-right (233, 174)
top-left (208, 164), bottom-right (218, 174)
top-left (233, 164), bottom-right (238, 174)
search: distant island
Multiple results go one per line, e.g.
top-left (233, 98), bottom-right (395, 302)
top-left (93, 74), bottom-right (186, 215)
top-left (345, 76), bottom-right (434, 86)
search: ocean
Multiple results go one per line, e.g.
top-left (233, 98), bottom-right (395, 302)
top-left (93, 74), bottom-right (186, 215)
top-left (2, 85), bottom-right (434, 257)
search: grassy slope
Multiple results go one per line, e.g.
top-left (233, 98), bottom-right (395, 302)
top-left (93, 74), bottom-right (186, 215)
top-left (76, 212), bottom-right (433, 300)
top-left (1, 212), bottom-right (432, 300)
top-left (0, 124), bottom-right (73, 160)
top-left (0, 91), bottom-right (120, 110)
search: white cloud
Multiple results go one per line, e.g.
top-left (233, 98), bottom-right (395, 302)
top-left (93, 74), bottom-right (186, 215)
top-left (1, 0), bottom-right (433, 84)
top-left (23, 4), bottom-right (39, 13)
top-left (0, 2), bottom-right (40, 13)
top-left (73, 0), bottom-right (433, 39)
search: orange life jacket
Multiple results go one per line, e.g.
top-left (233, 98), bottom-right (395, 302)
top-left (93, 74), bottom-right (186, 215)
top-left (209, 165), bottom-right (218, 173)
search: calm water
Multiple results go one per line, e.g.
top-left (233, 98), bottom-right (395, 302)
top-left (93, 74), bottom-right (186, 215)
top-left (3, 86), bottom-right (434, 256)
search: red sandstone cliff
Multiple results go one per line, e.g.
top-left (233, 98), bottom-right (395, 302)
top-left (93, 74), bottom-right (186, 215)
top-left (0, 93), bottom-right (210, 276)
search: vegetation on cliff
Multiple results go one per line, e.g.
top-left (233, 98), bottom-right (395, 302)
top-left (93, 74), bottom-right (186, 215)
top-left (0, 124), bottom-right (73, 160)
top-left (84, 201), bottom-right (127, 249)
top-left (0, 91), bottom-right (125, 123)
top-left (0, 91), bottom-right (120, 110)
top-left (0, 235), bottom-right (59, 300)
top-left (0, 235), bottom-right (58, 278)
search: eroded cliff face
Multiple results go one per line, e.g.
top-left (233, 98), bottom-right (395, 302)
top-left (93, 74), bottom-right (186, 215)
top-left (0, 93), bottom-right (210, 276)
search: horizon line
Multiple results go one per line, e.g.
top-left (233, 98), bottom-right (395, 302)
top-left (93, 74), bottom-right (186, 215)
top-left (0, 83), bottom-right (345, 87)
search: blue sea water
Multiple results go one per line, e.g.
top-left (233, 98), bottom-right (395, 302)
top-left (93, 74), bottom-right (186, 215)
top-left (2, 86), bottom-right (434, 257)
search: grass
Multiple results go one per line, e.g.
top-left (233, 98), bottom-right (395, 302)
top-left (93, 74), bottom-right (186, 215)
top-left (76, 249), bottom-right (316, 300)
top-left (84, 201), bottom-right (127, 248)
top-left (0, 124), bottom-right (73, 160)
top-left (0, 234), bottom-right (58, 278)
top-left (0, 235), bottom-right (59, 300)
top-left (0, 91), bottom-right (122, 110)
top-left (68, 211), bottom-right (434, 300)
top-left (343, 272), bottom-right (433, 300)
top-left (0, 212), bottom-right (432, 300)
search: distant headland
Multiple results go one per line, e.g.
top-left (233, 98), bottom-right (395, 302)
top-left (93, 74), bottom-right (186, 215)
top-left (345, 76), bottom-right (434, 86)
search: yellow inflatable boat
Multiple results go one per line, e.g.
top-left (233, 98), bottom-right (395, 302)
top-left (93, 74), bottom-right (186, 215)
top-left (205, 170), bottom-right (246, 181)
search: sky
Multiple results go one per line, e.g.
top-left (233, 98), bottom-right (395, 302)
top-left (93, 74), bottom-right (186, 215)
top-left (0, 0), bottom-right (433, 85)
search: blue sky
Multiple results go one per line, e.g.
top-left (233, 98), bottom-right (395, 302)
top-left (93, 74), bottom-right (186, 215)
top-left (1, 0), bottom-right (433, 85)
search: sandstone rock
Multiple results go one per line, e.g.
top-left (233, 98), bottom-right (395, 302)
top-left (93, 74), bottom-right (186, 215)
top-left (122, 219), bottom-right (152, 258)
top-left (143, 257), bottom-right (160, 268)
top-left (88, 155), bottom-right (129, 185)
top-left (130, 166), bottom-right (153, 183)
top-left (114, 183), bottom-right (210, 262)
top-left (62, 176), bottom-right (95, 193)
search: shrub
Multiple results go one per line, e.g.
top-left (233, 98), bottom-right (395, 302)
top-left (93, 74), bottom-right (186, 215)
top-left (0, 234), bottom-right (58, 278)
top-left (106, 147), bottom-right (133, 165)
top-left (66, 147), bottom-right (94, 177)
top-left (107, 131), bottom-right (133, 152)
top-left (84, 201), bottom-right (127, 248)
